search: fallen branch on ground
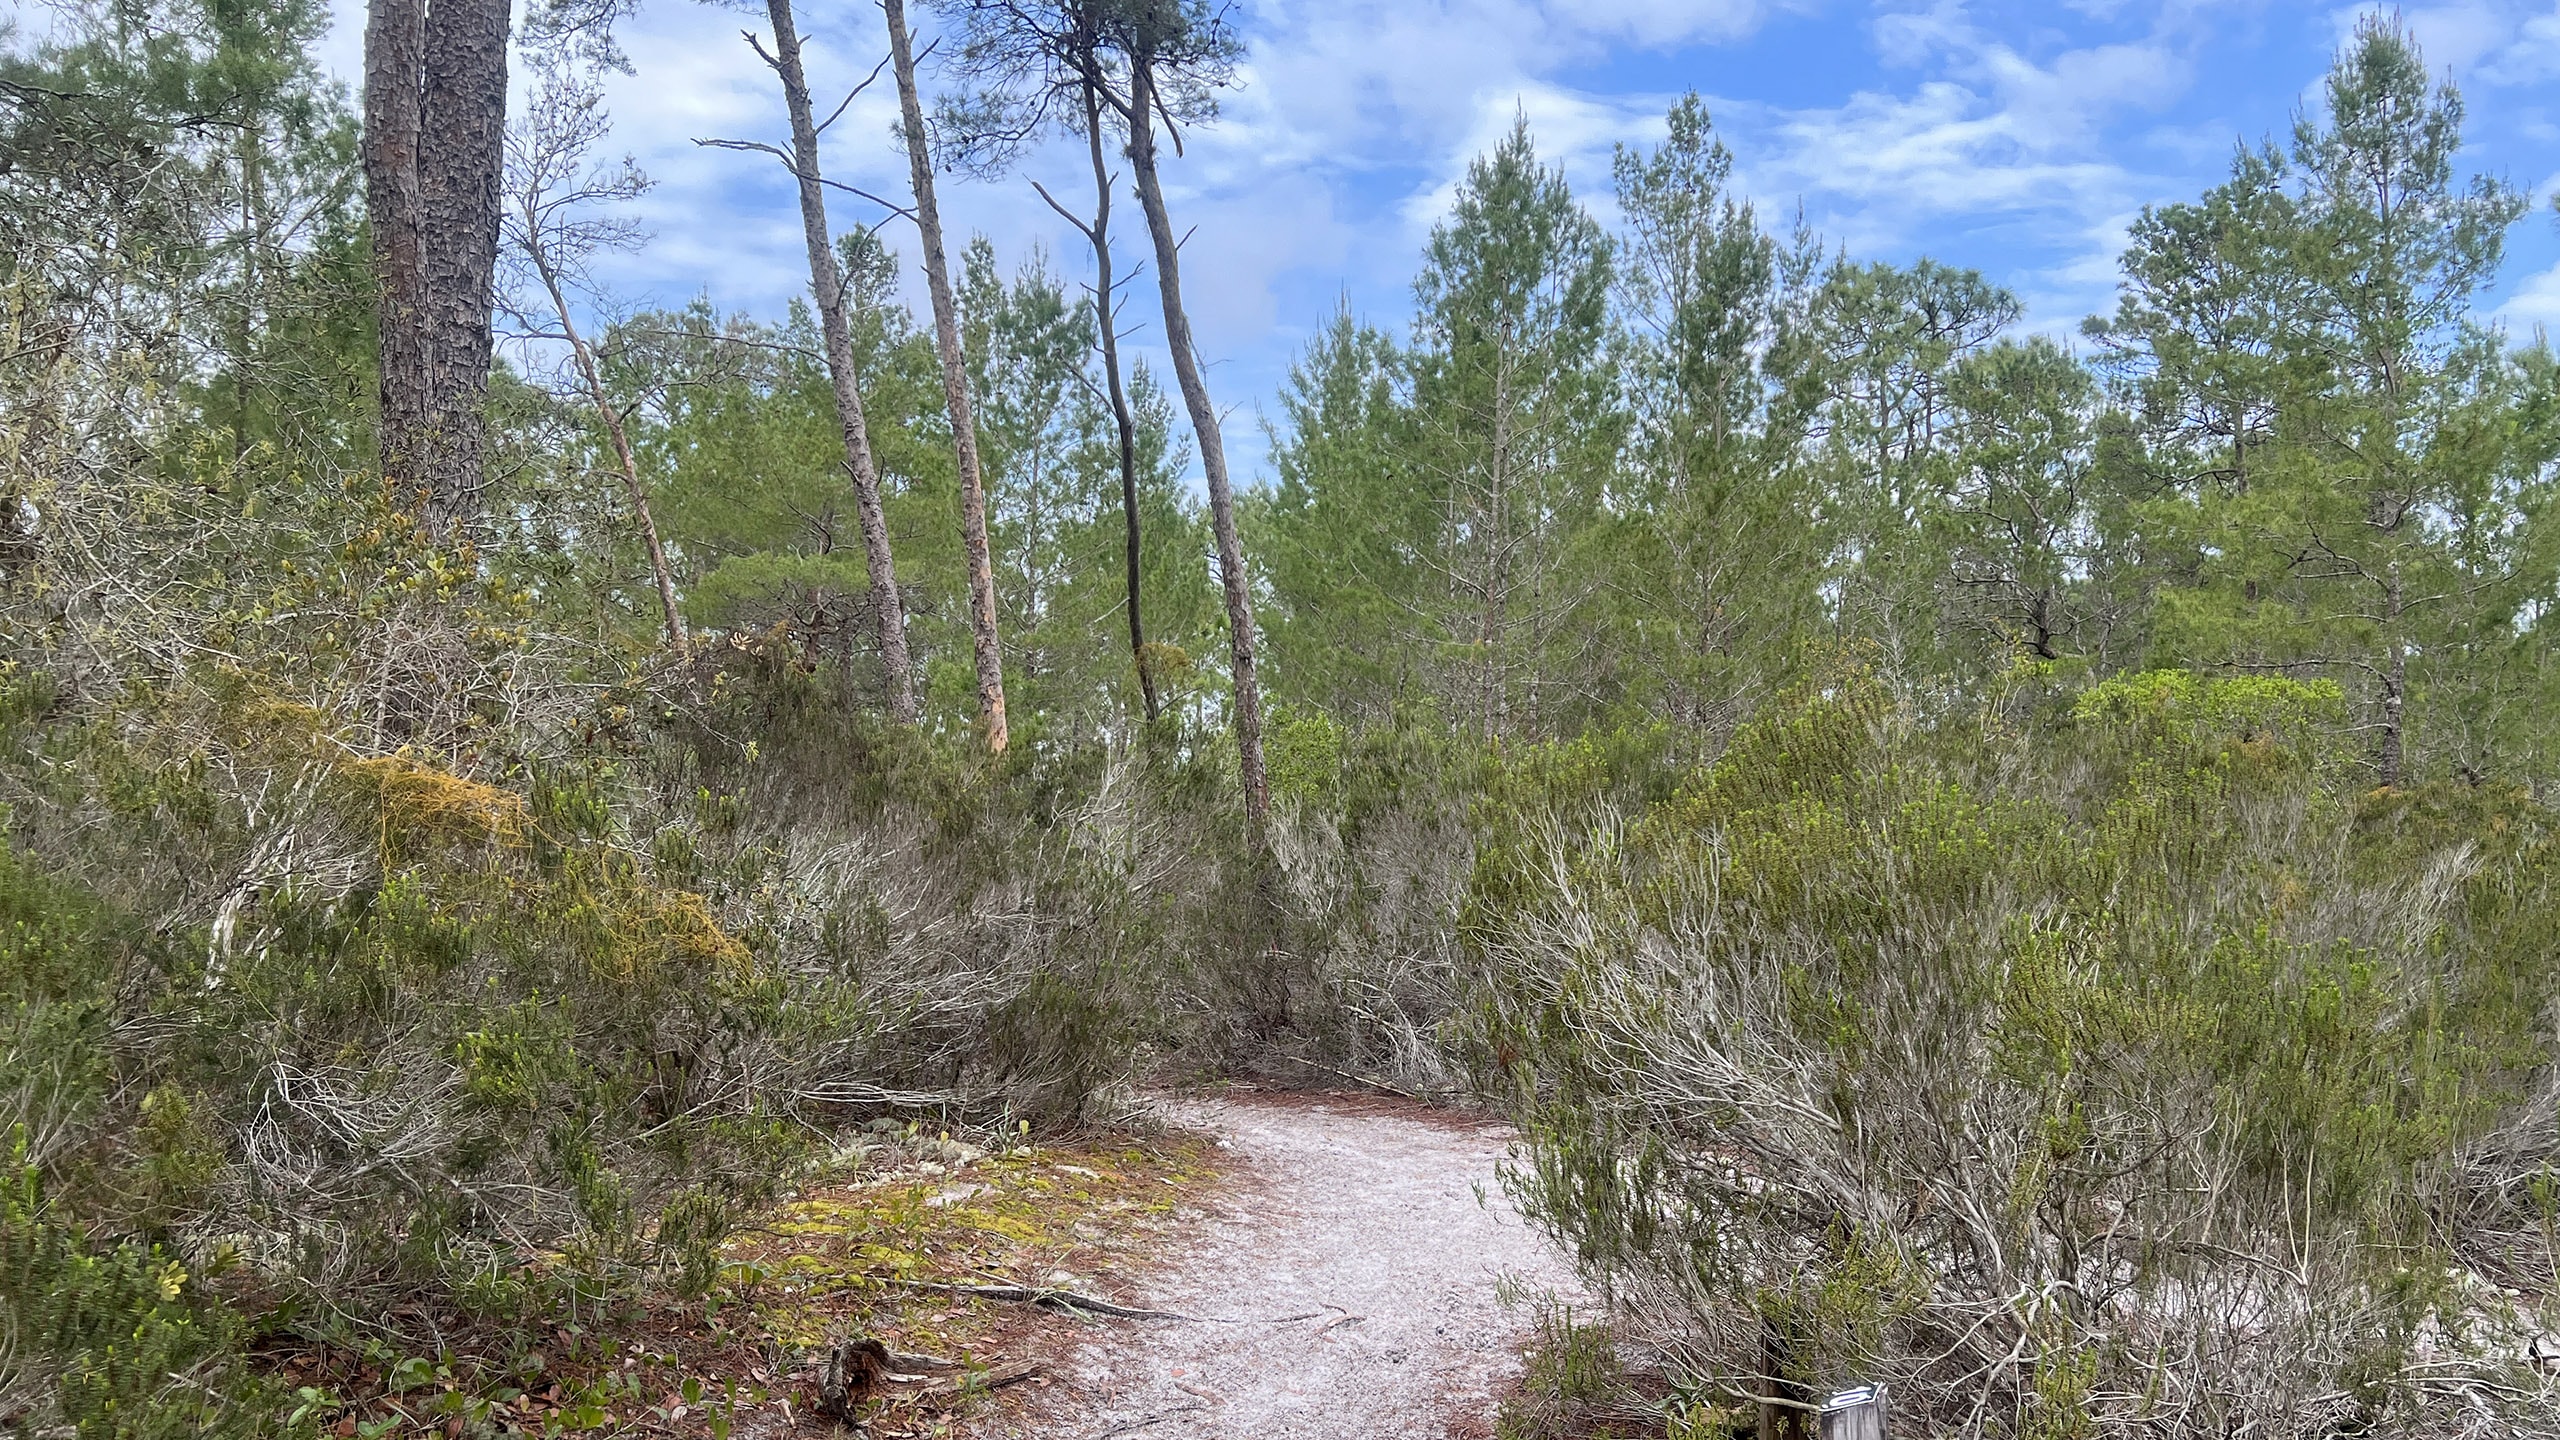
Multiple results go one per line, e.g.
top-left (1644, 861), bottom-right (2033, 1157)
top-left (1287, 1058), bottom-right (1455, 1101)
top-left (1094, 1402), bottom-right (1205, 1437)
top-left (888, 1278), bottom-right (1199, 1321)
top-left (967, 1364), bottom-right (1043, 1392)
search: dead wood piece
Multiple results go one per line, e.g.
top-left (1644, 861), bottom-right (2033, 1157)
top-left (1094, 1402), bottom-right (1206, 1438)
top-left (816, 1338), bottom-right (890, 1419)
top-left (892, 1278), bottom-right (1198, 1321)
top-left (888, 1363), bottom-right (1040, 1399)
top-left (1289, 1058), bottom-right (1446, 1102)
top-left (970, 1364), bottom-right (1043, 1392)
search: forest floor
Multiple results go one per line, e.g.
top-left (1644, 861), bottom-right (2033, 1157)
top-left (959, 1087), bottom-right (1586, 1439)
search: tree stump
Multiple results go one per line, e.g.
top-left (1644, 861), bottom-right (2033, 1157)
top-left (814, 1338), bottom-right (890, 1423)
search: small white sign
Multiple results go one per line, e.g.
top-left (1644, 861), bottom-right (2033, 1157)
top-left (1818, 1385), bottom-right (1887, 1440)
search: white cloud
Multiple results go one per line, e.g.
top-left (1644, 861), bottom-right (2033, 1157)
top-left (2389, 2), bottom-right (2512, 70)
top-left (2498, 258), bottom-right (2560, 335)
top-left (2328, 1), bottom-right (2560, 84)
top-left (2481, 4), bottom-right (2560, 82)
top-left (1540, 0), bottom-right (1782, 47)
top-left (1719, 52), bottom-right (2174, 264)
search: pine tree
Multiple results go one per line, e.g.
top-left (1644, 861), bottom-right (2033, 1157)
top-left (1811, 258), bottom-right (2018, 671)
top-left (1259, 308), bottom-right (1427, 723)
top-left (2110, 19), bottom-right (2544, 783)
top-left (1606, 95), bottom-right (1826, 735)
top-left (363, 0), bottom-right (510, 534)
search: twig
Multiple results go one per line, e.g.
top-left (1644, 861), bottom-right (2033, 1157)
top-left (814, 52), bottom-right (897, 135)
top-left (1288, 1057), bottom-right (1452, 1103)
top-left (1094, 1402), bottom-right (1205, 1437)
top-left (1029, 178), bottom-right (1098, 244)
top-left (690, 136), bottom-right (920, 220)
top-left (889, 1278), bottom-right (1197, 1321)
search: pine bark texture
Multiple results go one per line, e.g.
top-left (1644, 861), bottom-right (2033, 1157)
top-left (1124, 55), bottom-right (1268, 830)
top-left (762, 0), bottom-right (918, 723)
top-left (364, 0), bottom-right (509, 536)
top-left (884, 0), bottom-right (1008, 752)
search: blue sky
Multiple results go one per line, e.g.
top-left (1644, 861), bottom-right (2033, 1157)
top-left (318, 0), bottom-right (2560, 484)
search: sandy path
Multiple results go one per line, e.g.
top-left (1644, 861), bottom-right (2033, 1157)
top-left (984, 1091), bottom-right (1587, 1440)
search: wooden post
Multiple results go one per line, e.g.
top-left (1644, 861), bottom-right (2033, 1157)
top-left (1817, 1386), bottom-right (1888, 1440)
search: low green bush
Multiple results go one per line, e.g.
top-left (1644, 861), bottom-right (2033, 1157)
top-left (1465, 666), bottom-right (2560, 1436)
top-left (1, 1131), bottom-right (262, 1438)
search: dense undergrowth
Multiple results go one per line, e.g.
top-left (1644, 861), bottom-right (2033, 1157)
top-left (5, 474), bottom-right (2556, 1439)
top-left (1464, 664), bottom-right (2560, 1437)
top-left (0, 479), bottom-right (1477, 1437)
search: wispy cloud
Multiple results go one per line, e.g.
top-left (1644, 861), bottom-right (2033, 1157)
top-left (2498, 257), bottom-right (2560, 336)
top-left (2331, 0), bottom-right (2560, 82)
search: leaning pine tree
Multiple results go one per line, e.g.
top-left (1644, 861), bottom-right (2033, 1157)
top-left (885, 0), bottom-right (1010, 752)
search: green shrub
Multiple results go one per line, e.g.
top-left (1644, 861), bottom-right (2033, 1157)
top-left (0, 605), bottom-right (1214, 1372)
top-left (0, 1131), bottom-right (261, 1438)
top-left (1496, 1299), bottom-right (1633, 1440)
top-left (1466, 669), bottom-right (2560, 1436)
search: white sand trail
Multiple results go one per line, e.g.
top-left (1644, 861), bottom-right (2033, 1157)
top-left (979, 1091), bottom-right (1587, 1440)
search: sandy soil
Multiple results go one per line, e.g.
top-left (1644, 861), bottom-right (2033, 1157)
top-left (974, 1089), bottom-right (1589, 1440)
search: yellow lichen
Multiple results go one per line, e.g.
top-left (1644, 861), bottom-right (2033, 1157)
top-left (339, 749), bottom-right (530, 856)
top-left (714, 1134), bottom-right (1218, 1371)
top-left (556, 880), bottom-right (751, 983)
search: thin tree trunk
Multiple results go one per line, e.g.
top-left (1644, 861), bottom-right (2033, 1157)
top-left (760, 0), bottom-right (917, 723)
top-left (1480, 337), bottom-right (1514, 740)
top-left (232, 125), bottom-right (260, 465)
top-left (2380, 574), bottom-right (2406, 788)
top-left (1123, 55), bottom-right (1267, 832)
top-left (1756, 1317), bottom-right (1811, 1440)
top-left (883, 0), bottom-right (1008, 753)
top-left (1044, 71), bottom-right (1158, 722)
top-left (527, 241), bottom-right (691, 661)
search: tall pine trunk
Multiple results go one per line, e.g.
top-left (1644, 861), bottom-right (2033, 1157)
top-left (883, 0), bottom-right (1008, 753)
top-left (760, 0), bottom-right (917, 723)
top-left (363, 0), bottom-right (425, 504)
top-left (364, 0), bottom-right (508, 536)
top-left (2380, 570), bottom-right (2407, 787)
top-left (1123, 55), bottom-right (1267, 831)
